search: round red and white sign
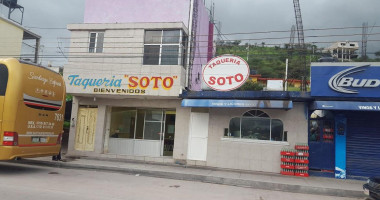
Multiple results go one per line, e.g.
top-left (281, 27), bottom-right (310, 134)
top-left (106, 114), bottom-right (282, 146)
top-left (203, 55), bottom-right (250, 91)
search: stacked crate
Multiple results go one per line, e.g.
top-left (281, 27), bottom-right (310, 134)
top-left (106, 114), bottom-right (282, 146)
top-left (280, 148), bottom-right (295, 176)
top-left (294, 143), bottom-right (309, 177)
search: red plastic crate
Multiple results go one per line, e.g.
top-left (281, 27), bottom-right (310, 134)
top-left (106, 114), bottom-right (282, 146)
top-left (294, 165), bottom-right (309, 170)
top-left (296, 152), bottom-right (309, 157)
top-left (281, 164), bottom-right (295, 169)
top-left (281, 171), bottom-right (295, 176)
top-left (295, 172), bottom-right (309, 177)
top-left (323, 128), bottom-right (334, 132)
top-left (281, 151), bottom-right (296, 156)
top-left (281, 158), bottom-right (295, 163)
top-left (295, 159), bottom-right (309, 164)
top-left (323, 134), bottom-right (334, 140)
top-left (295, 145), bottom-right (309, 150)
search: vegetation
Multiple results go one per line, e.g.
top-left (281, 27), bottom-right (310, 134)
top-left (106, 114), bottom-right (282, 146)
top-left (216, 41), bottom-right (320, 81)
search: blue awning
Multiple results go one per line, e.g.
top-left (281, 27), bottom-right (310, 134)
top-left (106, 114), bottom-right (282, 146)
top-left (181, 99), bottom-right (293, 109)
top-left (311, 101), bottom-right (380, 111)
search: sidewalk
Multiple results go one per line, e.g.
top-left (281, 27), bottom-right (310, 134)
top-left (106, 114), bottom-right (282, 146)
top-left (17, 155), bottom-right (365, 198)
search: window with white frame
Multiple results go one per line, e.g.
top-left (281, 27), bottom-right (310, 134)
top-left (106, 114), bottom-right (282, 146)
top-left (89, 32), bottom-right (104, 53)
top-left (143, 30), bottom-right (187, 65)
top-left (226, 110), bottom-right (286, 141)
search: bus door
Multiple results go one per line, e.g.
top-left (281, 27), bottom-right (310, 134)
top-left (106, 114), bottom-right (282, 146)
top-left (75, 107), bottom-right (98, 151)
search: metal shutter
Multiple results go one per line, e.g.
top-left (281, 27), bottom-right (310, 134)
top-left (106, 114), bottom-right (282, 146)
top-left (346, 112), bottom-right (380, 178)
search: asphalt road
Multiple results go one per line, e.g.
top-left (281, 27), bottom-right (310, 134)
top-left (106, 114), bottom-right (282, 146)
top-left (0, 162), bottom-right (363, 200)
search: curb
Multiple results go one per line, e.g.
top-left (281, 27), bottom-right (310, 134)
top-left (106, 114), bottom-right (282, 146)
top-left (16, 159), bottom-right (365, 198)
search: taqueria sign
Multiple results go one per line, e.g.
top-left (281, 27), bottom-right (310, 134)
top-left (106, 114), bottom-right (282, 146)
top-left (203, 55), bottom-right (250, 91)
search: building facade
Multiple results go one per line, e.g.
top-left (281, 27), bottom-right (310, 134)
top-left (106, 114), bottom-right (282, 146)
top-left (0, 16), bottom-right (40, 63)
top-left (310, 62), bottom-right (380, 179)
top-left (64, 0), bottom-right (213, 162)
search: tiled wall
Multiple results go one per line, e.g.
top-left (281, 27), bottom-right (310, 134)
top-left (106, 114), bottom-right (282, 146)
top-left (205, 103), bottom-right (308, 173)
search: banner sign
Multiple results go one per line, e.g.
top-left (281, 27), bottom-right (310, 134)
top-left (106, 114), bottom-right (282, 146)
top-left (203, 55), bottom-right (249, 91)
top-left (64, 74), bottom-right (180, 96)
top-left (182, 99), bottom-right (292, 109)
top-left (311, 63), bottom-right (380, 97)
top-left (311, 101), bottom-right (380, 111)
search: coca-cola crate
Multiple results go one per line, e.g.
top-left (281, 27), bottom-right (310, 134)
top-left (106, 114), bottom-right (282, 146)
top-left (281, 171), bottom-right (295, 176)
top-left (281, 151), bottom-right (296, 156)
top-left (323, 134), bottom-right (334, 140)
top-left (295, 145), bottom-right (309, 150)
top-left (295, 159), bottom-right (309, 164)
top-left (295, 172), bottom-right (309, 177)
top-left (323, 128), bottom-right (334, 132)
top-left (281, 164), bottom-right (295, 169)
top-left (294, 165), bottom-right (309, 170)
top-left (295, 152), bottom-right (309, 157)
top-left (281, 157), bottom-right (295, 163)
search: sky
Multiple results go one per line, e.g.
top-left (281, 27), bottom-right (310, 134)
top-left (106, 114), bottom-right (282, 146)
top-left (1, 0), bottom-right (379, 66)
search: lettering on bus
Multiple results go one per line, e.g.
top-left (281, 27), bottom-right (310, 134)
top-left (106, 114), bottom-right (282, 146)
top-left (28, 72), bottom-right (62, 87)
top-left (28, 121), bottom-right (55, 129)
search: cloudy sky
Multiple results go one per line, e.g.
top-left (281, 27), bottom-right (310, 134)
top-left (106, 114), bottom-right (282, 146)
top-left (2, 0), bottom-right (379, 66)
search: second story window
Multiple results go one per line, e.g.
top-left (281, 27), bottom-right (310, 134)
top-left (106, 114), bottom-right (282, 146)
top-left (143, 30), bottom-right (187, 65)
top-left (89, 32), bottom-right (104, 53)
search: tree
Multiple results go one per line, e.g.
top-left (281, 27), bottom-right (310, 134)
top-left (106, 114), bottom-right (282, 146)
top-left (237, 81), bottom-right (264, 91)
top-left (375, 51), bottom-right (380, 57)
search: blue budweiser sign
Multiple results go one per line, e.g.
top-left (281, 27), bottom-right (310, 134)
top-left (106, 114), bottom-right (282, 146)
top-left (311, 63), bottom-right (380, 97)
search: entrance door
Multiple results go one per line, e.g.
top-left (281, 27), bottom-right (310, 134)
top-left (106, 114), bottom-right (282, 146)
top-left (75, 107), bottom-right (98, 151)
top-left (188, 112), bottom-right (209, 161)
top-left (309, 119), bottom-right (335, 171)
top-left (163, 112), bottom-right (176, 156)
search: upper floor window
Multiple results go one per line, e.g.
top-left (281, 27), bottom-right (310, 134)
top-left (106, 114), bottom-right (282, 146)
top-left (89, 32), bottom-right (104, 53)
top-left (143, 30), bottom-right (187, 65)
top-left (226, 110), bottom-right (286, 142)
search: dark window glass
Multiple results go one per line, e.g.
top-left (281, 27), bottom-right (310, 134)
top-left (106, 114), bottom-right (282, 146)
top-left (243, 110), bottom-right (269, 118)
top-left (89, 32), bottom-right (104, 53)
top-left (309, 120), bottom-right (321, 142)
top-left (227, 110), bottom-right (285, 142)
top-left (135, 110), bottom-right (145, 139)
top-left (241, 118), bottom-right (270, 140)
top-left (271, 119), bottom-right (284, 141)
top-left (144, 122), bottom-right (161, 140)
top-left (145, 110), bottom-right (162, 121)
top-left (109, 108), bottom-right (136, 139)
top-left (0, 64), bottom-right (8, 96)
top-left (162, 30), bottom-right (180, 44)
top-left (227, 117), bottom-right (240, 138)
top-left (143, 45), bottom-right (160, 65)
top-left (89, 33), bottom-right (96, 53)
top-left (145, 31), bottom-right (162, 44)
top-left (96, 32), bottom-right (104, 53)
top-left (144, 30), bottom-right (185, 65)
top-left (161, 45), bottom-right (179, 65)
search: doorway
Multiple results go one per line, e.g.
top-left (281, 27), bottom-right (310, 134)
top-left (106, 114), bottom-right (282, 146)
top-left (309, 110), bottom-right (335, 171)
top-left (75, 107), bottom-right (98, 151)
top-left (163, 111), bottom-right (176, 156)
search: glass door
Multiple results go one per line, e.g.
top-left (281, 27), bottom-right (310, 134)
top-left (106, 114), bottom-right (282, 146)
top-left (163, 111), bottom-right (176, 156)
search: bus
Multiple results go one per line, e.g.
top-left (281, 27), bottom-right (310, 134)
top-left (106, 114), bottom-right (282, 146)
top-left (0, 58), bottom-right (66, 160)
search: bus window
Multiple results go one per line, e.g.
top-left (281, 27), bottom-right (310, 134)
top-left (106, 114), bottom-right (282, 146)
top-left (0, 64), bottom-right (8, 96)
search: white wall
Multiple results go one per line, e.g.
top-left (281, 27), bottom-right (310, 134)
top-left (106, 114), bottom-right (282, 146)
top-left (205, 103), bottom-right (308, 173)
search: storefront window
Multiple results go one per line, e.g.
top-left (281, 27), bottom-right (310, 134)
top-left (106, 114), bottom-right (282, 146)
top-left (110, 107), bottom-right (136, 138)
top-left (226, 110), bottom-right (286, 142)
top-left (110, 108), bottom-right (166, 140)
